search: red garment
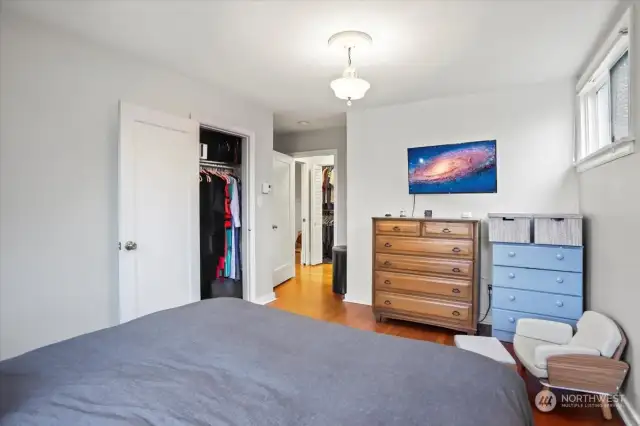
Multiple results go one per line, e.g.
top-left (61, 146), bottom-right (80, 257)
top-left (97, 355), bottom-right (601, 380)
top-left (216, 177), bottom-right (233, 279)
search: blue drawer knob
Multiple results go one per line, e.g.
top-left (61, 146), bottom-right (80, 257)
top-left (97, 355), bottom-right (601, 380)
top-left (556, 253), bottom-right (564, 260)
top-left (556, 300), bottom-right (564, 307)
top-left (508, 251), bottom-right (516, 257)
top-left (508, 317), bottom-right (515, 323)
top-left (508, 273), bottom-right (515, 279)
top-left (509, 295), bottom-right (516, 301)
top-left (556, 277), bottom-right (564, 283)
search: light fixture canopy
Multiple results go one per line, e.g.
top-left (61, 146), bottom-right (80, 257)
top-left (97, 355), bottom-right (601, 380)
top-left (328, 31), bottom-right (372, 106)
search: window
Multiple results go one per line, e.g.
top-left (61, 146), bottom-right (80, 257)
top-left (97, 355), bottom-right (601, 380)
top-left (575, 7), bottom-right (634, 172)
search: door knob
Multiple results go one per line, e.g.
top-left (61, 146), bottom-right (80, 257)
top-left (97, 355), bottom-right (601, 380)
top-left (124, 241), bottom-right (138, 251)
top-left (272, 225), bottom-right (278, 230)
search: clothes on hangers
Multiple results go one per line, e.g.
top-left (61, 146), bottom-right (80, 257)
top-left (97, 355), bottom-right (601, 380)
top-left (199, 166), bottom-right (242, 299)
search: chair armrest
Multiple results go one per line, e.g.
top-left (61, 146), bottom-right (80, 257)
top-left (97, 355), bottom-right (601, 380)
top-left (534, 345), bottom-right (600, 369)
top-left (516, 318), bottom-right (573, 344)
top-left (547, 354), bottom-right (630, 394)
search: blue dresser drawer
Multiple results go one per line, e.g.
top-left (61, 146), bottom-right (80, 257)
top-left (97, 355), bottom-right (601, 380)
top-left (492, 308), bottom-right (578, 334)
top-left (492, 287), bottom-right (583, 319)
top-left (493, 329), bottom-right (515, 343)
top-left (493, 243), bottom-right (583, 272)
top-left (492, 266), bottom-right (582, 296)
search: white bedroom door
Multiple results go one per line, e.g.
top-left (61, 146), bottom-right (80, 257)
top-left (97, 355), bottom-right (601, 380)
top-left (272, 151), bottom-right (295, 286)
top-left (309, 164), bottom-right (323, 265)
top-left (300, 162), bottom-right (310, 265)
top-left (118, 102), bottom-right (200, 323)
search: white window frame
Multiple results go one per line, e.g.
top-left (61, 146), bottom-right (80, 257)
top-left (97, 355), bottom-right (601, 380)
top-left (575, 5), bottom-right (635, 173)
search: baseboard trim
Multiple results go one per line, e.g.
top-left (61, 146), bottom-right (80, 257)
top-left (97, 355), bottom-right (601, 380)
top-left (253, 292), bottom-right (276, 305)
top-left (343, 295), bottom-right (371, 306)
top-left (618, 394), bottom-right (640, 426)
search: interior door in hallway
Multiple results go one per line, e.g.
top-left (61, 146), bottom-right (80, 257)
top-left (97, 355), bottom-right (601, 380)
top-left (118, 102), bottom-right (200, 323)
top-left (272, 151), bottom-right (295, 286)
top-left (309, 164), bottom-right (323, 265)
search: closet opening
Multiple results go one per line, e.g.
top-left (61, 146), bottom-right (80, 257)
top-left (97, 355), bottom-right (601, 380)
top-left (289, 152), bottom-right (337, 271)
top-left (199, 126), bottom-right (248, 300)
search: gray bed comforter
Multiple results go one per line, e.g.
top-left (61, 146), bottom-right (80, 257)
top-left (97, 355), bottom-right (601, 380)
top-left (0, 298), bottom-right (532, 425)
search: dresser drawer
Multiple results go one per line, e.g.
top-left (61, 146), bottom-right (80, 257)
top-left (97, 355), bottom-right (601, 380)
top-left (376, 220), bottom-right (420, 236)
top-left (493, 243), bottom-right (583, 272)
top-left (375, 271), bottom-right (471, 300)
top-left (375, 254), bottom-right (473, 279)
top-left (493, 266), bottom-right (583, 296)
top-left (375, 291), bottom-right (470, 321)
top-left (492, 308), bottom-right (578, 335)
top-left (492, 287), bottom-right (583, 320)
top-left (375, 236), bottom-right (473, 258)
top-left (422, 221), bottom-right (473, 239)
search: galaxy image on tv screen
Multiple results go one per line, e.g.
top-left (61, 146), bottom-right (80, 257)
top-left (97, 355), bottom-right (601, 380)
top-left (408, 140), bottom-right (497, 194)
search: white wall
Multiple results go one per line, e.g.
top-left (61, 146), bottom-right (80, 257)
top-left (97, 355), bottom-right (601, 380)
top-left (578, 1), bottom-right (640, 413)
top-left (0, 12), bottom-right (274, 359)
top-left (274, 127), bottom-right (346, 245)
top-left (346, 80), bottom-right (580, 314)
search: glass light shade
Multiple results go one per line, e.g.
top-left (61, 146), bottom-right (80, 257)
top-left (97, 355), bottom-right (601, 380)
top-left (330, 66), bottom-right (370, 100)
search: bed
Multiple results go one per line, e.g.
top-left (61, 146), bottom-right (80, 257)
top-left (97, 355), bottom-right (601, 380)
top-left (0, 298), bottom-right (532, 425)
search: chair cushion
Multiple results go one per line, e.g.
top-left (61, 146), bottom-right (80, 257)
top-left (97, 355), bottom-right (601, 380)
top-left (570, 311), bottom-right (622, 358)
top-left (513, 334), bottom-right (550, 378)
top-left (534, 344), bottom-right (601, 369)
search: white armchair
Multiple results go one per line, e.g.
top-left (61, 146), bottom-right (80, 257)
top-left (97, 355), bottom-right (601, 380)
top-left (513, 311), bottom-right (629, 420)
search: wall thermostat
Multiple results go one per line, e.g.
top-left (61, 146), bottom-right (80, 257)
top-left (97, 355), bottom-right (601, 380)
top-left (261, 183), bottom-right (272, 194)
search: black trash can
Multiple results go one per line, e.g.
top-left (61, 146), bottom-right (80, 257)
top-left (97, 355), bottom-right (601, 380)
top-left (332, 245), bottom-right (347, 295)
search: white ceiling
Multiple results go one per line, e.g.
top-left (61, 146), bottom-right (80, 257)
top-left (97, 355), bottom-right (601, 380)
top-left (4, 0), bottom-right (618, 133)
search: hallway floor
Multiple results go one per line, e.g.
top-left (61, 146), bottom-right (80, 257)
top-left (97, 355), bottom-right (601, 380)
top-left (268, 262), bottom-right (623, 426)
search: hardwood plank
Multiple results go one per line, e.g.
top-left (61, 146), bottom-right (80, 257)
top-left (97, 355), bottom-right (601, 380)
top-left (268, 262), bottom-right (623, 426)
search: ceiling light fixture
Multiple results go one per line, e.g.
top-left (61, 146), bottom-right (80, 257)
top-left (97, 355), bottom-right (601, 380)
top-left (297, 120), bottom-right (310, 126)
top-left (328, 31), bottom-right (372, 106)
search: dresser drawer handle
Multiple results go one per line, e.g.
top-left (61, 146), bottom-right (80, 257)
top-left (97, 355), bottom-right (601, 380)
top-left (451, 288), bottom-right (461, 294)
top-left (384, 280), bottom-right (391, 285)
top-left (556, 277), bottom-right (564, 283)
top-left (508, 251), bottom-right (516, 257)
top-left (452, 310), bottom-right (461, 317)
top-left (508, 317), bottom-right (515, 323)
top-left (508, 273), bottom-right (515, 279)
top-left (452, 267), bottom-right (461, 273)
top-left (442, 228), bottom-right (451, 233)
top-left (509, 295), bottom-right (516, 301)
top-left (556, 253), bottom-right (564, 260)
top-left (452, 247), bottom-right (461, 253)
top-left (384, 243), bottom-right (392, 248)
top-left (392, 226), bottom-right (401, 231)
top-left (383, 261), bottom-right (392, 266)
top-left (384, 300), bottom-right (392, 306)
top-left (556, 301), bottom-right (564, 307)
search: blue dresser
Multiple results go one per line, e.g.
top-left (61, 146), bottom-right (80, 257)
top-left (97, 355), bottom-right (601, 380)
top-left (491, 243), bottom-right (584, 343)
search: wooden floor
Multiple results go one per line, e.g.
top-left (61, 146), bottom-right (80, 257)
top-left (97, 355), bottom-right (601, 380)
top-left (269, 262), bottom-right (623, 426)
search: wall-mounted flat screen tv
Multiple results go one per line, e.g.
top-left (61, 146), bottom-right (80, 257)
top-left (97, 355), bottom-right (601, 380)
top-left (408, 140), bottom-right (497, 194)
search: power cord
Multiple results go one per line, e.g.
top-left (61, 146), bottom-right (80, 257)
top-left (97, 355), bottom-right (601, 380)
top-left (411, 194), bottom-right (416, 218)
top-left (478, 284), bottom-right (492, 323)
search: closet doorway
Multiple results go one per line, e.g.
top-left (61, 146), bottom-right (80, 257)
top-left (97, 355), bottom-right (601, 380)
top-left (290, 150), bottom-right (338, 269)
top-left (118, 102), bottom-right (256, 323)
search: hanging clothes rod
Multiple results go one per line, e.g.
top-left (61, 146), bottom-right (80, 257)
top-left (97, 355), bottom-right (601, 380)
top-left (199, 160), bottom-right (238, 170)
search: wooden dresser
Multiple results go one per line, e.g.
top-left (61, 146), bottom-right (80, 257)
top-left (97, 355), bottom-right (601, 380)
top-left (372, 217), bottom-right (480, 335)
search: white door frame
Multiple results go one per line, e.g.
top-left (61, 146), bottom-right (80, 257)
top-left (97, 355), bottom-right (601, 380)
top-left (288, 149), bottom-right (339, 254)
top-left (189, 114), bottom-right (257, 304)
top-left (118, 102), bottom-right (200, 323)
top-left (298, 161), bottom-right (310, 265)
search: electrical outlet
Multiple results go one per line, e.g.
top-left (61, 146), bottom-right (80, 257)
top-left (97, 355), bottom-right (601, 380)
top-left (487, 284), bottom-right (493, 292)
